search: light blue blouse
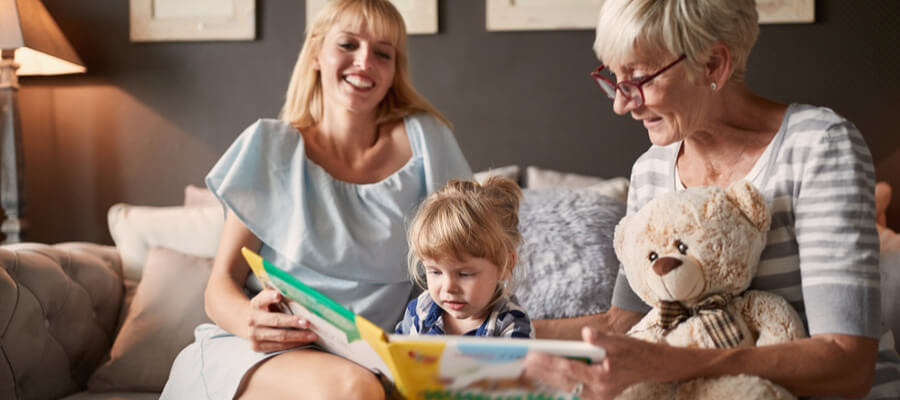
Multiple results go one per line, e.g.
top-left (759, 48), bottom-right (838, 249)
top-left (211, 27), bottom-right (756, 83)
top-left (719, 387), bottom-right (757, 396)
top-left (206, 113), bottom-right (472, 330)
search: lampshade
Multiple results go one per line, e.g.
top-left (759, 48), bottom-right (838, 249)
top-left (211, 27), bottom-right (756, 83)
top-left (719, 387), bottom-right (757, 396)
top-left (0, 0), bottom-right (85, 75)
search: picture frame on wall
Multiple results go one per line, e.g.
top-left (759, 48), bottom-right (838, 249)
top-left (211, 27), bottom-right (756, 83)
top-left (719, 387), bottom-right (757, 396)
top-left (486, 0), bottom-right (815, 32)
top-left (306, 0), bottom-right (438, 35)
top-left (487, 0), bottom-right (604, 31)
top-left (757, 0), bottom-right (815, 24)
top-left (130, 0), bottom-right (255, 42)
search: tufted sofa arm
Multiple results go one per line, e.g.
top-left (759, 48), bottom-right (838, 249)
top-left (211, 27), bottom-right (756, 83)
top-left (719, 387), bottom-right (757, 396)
top-left (0, 242), bottom-right (124, 400)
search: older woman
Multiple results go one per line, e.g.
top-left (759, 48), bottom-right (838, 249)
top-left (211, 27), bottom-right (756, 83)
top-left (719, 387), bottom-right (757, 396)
top-left (527, 0), bottom-right (899, 398)
top-left (161, 0), bottom-right (470, 398)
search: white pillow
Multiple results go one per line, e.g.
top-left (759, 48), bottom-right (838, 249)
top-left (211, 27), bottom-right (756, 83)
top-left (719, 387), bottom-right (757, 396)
top-left (183, 184), bottom-right (220, 207)
top-left (107, 203), bottom-right (224, 280)
top-left (525, 166), bottom-right (629, 202)
top-left (473, 165), bottom-right (521, 185)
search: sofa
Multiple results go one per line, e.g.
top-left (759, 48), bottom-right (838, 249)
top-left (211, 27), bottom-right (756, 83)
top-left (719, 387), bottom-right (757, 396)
top-left (2, 166), bottom-right (899, 400)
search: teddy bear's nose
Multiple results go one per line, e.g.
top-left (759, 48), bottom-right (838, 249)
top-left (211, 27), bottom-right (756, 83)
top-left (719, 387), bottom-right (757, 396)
top-left (652, 257), bottom-right (682, 276)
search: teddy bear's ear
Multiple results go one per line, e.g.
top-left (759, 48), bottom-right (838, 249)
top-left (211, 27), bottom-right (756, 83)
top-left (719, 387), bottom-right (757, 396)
top-left (726, 180), bottom-right (771, 231)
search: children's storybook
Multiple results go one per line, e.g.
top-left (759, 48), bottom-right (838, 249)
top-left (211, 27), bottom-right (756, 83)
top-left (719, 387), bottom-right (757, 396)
top-left (241, 247), bottom-right (605, 400)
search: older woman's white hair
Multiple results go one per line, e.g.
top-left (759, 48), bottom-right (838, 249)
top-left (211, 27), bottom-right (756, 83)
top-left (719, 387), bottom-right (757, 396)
top-left (593, 0), bottom-right (759, 82)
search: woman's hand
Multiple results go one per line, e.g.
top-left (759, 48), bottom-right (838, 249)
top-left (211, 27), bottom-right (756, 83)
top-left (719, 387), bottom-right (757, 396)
top-left (246, 288), bottom-right (318, 353)
top-left (522, 327), bottom-right (656, 400)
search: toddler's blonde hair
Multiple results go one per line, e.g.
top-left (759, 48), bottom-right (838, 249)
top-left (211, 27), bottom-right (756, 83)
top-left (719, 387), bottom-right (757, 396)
top-left (407, 177), bottom-right (523, 300)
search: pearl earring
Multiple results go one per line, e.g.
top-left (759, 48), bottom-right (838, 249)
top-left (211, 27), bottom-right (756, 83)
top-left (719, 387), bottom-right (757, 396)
top-left (711, 82), bottom-right (718, 91)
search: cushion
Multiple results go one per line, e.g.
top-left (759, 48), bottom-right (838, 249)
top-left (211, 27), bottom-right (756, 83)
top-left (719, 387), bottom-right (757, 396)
top-left (87, 247), bottom-right (214, 392)
top-left (882, 250), bottom-right (900, 352)
top-left (525, 166), bottom-right (629, 202)
top-left (513, 188), bottom-right (626, 320)
top-left (473, 165), bottom-right (521, 185)
top-left (184, 184), bottom-right (220, 207)
top-left (108, 203), bottom-right (224, 280)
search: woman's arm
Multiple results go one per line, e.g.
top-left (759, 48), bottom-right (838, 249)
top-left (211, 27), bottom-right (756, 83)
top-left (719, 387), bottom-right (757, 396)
top-left (204, 211), bottom-right (317, 352)
top-left (524, 327), bottom-right (878, 399)
top-left (533, 306), bottom-right (644, 339)
top-left (204, 211), bottom-right (259, 336)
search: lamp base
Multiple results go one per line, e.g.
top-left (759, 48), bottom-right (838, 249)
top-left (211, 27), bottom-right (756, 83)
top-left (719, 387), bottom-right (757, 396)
top-left (1, 51), bottom-right (27, 243)
top-left (1, 214), bottom-right (27, 244)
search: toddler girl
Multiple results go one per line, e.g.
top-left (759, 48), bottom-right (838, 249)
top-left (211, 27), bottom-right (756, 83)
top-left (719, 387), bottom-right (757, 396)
top-left (395, 177), bottom-right (533, 338)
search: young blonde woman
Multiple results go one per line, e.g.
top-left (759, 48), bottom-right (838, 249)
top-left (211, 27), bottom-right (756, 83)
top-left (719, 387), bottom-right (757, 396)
top-left (161, 1), bottom-right (470, 398)
top-left (525, 0), bottom-right (899, 398)
top-left (397, 177), bottom-right (533, 338)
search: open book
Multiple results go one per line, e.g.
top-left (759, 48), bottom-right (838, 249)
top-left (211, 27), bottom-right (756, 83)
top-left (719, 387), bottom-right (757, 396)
top-left (241, 247), bottom-right (605, 400)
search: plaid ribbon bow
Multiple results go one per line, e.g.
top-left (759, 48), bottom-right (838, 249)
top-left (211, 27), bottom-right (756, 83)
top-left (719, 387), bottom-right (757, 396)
top-left (658, 293), bottom-right (744, 348)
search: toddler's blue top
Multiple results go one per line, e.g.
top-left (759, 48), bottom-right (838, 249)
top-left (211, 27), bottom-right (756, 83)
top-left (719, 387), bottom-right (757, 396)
top-left (206, 113), bottom-right (471, 330)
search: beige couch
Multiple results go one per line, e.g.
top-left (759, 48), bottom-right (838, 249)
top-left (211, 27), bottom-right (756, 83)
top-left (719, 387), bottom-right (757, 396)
top-left (1, 183), bottom-right (226, 400)
top-left (1, 243), bottom-right (159, 400)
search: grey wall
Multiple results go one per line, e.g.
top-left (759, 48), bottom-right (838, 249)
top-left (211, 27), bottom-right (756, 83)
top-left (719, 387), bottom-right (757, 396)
top-left (16, 1), bottom-right (900, 244)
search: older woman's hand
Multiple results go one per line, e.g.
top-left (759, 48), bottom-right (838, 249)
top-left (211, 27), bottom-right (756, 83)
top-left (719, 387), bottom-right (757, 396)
top-left (246, 288), bottom-right (318, 353)
top-left (522, 326), bottom-right (656, 400)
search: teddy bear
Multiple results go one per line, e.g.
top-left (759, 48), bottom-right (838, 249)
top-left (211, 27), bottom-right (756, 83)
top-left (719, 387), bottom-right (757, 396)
top-left (612, 180), bottom-right (807, 400)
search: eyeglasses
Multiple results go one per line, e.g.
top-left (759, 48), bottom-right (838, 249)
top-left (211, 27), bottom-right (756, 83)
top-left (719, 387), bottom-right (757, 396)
top-left (590, 54), bottom-right (687, 107)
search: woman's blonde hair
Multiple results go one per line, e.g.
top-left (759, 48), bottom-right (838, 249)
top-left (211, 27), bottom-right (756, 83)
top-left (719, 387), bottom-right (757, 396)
top-left (407, 177), bottom-right (523, 301)
top-left (593, 0), bottom-right (758, 82)
top-left (279, 0), bottom-right (449, 129)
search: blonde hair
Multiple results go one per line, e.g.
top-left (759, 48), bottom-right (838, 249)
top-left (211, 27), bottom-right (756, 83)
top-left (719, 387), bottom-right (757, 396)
top-left (279, 0), bottom-right (449, 129)
top-left (593, 0), bottom-right (758, 82)
top-left (407, 177), bottom-right (523, 301)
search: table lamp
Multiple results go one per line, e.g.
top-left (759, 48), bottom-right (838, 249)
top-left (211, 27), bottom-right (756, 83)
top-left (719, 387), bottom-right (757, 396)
top-left (0, 0), bottom-right (85, 243)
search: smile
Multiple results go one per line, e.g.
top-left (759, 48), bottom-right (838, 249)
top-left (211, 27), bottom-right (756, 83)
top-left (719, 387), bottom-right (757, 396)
top-left (643, 117), bottom-right (663, 129)
top-left (343, 74), bottom-right (374, 89)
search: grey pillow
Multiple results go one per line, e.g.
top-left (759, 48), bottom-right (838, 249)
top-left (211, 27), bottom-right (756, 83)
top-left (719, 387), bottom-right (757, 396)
top-left (514, 188), bottom-right (626, 320)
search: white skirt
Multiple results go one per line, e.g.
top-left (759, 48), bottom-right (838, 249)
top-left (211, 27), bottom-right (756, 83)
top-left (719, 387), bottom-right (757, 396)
top-left (160, 323), bottom-right (309, 399)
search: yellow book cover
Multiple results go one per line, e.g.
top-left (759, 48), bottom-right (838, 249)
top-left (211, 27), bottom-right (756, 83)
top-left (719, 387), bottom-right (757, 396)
top-left (241, 247), bottom-right (604, 400)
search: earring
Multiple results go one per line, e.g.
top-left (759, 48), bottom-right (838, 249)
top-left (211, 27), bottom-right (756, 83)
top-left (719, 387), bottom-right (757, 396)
top-left (711, 82), bottom-right (718, 91)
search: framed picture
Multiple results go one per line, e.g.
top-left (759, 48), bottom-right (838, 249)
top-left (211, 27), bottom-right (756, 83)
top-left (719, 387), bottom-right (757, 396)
top-left (757, 0), bottom-right (815, 24)
top-left (487, 0), bottom-right (604, 31)
top-left (486, 0), bottom-right (814, 31)
top-left (306, 0), bottom-right (438, 35)
top-left (130, 0), bottom-right (255, 42)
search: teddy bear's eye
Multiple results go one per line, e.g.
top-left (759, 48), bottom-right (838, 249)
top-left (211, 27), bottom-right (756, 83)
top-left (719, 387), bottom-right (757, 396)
top-left (648, 252), bottom-right (658, 262)
top-left (676, 240), bottom-right (688, 255)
